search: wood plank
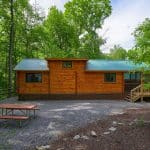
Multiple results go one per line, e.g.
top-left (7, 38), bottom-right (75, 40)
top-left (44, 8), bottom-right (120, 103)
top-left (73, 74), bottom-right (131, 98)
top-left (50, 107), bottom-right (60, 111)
top-left (0, 115), bottom-right (29, 120)
top-left (0, 104), bottom-right (37, 109)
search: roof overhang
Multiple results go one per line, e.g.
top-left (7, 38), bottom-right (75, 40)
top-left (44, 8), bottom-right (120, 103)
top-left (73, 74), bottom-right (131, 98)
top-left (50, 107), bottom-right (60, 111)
top-left (14, 59), bottom-right (49, 71)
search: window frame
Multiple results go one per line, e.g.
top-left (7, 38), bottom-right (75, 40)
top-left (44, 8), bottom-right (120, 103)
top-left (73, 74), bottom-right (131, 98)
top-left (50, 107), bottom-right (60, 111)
top-left (25, 73), bottom-right (42, 83)
top-left (62, 61), bottom-right (72, 69)
top-left (104, 73), bottom-right (116, 83)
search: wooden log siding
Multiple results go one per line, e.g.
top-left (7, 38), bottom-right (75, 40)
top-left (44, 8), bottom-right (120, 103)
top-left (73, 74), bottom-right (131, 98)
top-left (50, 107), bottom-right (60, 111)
top-left (49, 60), bottom-right (86, 94)
top-left (48, 60), bottom-right (124, 95)
top-left (17, 71), bottom-right (49, 94)
top-left (17, 60), bottom-right (125, 98)
top-left (77, 72), bottom-right (124, 94)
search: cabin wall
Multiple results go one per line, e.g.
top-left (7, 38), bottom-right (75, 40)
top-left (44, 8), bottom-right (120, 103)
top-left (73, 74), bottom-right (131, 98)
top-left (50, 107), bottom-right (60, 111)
top-left (48, 60), bottom-right (124, 95)
top-left (48, 60), bottom-right (85, 94)
top-left (17, 60), bottom-right (125, 100)
top-left (17, 71), bottom-right (49, 94)
top-left (77, 72), bottom-right (124, 94)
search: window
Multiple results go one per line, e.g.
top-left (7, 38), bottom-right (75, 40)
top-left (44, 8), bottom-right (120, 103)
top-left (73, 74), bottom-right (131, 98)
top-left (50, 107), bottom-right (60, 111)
top-left (104, 73), bottom-right (116, 83)
top-left (124, 72), bottom-right (141, 80)
top-left (26, 73), bottom-right (42, 83)
top-left (62, 61), bottom-right (72, 68)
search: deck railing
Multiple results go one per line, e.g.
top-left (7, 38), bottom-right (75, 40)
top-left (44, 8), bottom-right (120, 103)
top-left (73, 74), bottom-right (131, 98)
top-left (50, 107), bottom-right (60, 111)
top-left (143, 87), bottom-right (150, 96)
top-left (130, 85), bottom-right (142, 102)
top-left (130, 84), bottom-right (150, 102)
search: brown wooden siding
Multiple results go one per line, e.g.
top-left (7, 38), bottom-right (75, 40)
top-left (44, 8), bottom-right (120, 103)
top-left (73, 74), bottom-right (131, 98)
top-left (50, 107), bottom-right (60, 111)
top-left (77, 72), bottom-right (124, 94)
top-left (48, 60), bottom-right (86, 94)
top-left (48, 60), bottom-right (124, 95)
top-left (17, 71), bottom-right (49, 94)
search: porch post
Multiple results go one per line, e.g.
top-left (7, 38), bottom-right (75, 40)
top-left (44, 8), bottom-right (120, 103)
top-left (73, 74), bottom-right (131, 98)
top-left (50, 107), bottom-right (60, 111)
top-left (140, 72), bottom-right (143, 102)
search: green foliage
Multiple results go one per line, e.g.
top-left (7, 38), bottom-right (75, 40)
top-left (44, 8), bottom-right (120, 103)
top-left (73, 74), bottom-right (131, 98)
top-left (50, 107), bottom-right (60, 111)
top-left (144, 84), bottom-right (150, 90)
top-left (79, 32), bottom-right (105, 58)
top-left (109, 45), bottom-right (127, 60)
top-left (128, 18), bottom-right (150, 65)
top-left (136, 117), bottom-right (145, 127)
top-left (64, 0), bottom-right (112, 58)
top-left (128, 18), bottom-right (150, 86)
top-left (0, 0), bottom-right (44, 96)
top-left (43, 6), bottom-right (79, 58)
top-left (65, 0), bottom-right (112, 33)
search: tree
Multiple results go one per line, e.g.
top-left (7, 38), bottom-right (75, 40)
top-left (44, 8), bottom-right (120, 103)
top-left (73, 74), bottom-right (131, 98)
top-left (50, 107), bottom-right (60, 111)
top-left (79, 31), bottom-right (104, 58)
top-left (43, 6), bottom-right (79, 58)
top-left (64, 0), bottom-right (112, 58)
top-left (109, 45), bottom-right (127, 60)
top-left (128, 18), bottom-right (150, 90)
top-left (0, 0), bottom-right (44, 98)
top-left (128, 18), bottom-right (150, 64)
top-left (8, 0), bottom-right (15, 96)
top-left (65, 0), bottom-right (111, 34)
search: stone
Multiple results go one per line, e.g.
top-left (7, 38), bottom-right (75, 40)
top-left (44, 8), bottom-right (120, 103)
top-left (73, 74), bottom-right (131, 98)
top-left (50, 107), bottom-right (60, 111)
top-left (81, 135), bottom-right (89, 140)
top-left (91, 131), bottom-right (97, 137)
top-left (129, 122), bottom-right (134, 126)
top-left (134, 119), bottom-right (138, 122)
top-left (75, 145), bottom-right (87, 150)
top-left (47, 122), bottom-right (55, 129)
top-left (36, 145), bottom-right (51, 150)
top-left (57, 148), bottom-right (64, 150)
top-left (103, 131), bottom-right (110, 135)
top-left (118, 122), bottom-right (124, 125)
top-left (63, 138), bottom-right (67, 141)
top-left (73, 135), bottom-right (80, 140)
top-left (49, 130), bottom-right (63, 138)
top-left (108, 127), bottom-right (116, 132)
top-left (110, 109), bottom-right (124, 115)
top-left (8, 139), bottom-right (23, 145)
top-left (112, 121), bottom-right (117, 125)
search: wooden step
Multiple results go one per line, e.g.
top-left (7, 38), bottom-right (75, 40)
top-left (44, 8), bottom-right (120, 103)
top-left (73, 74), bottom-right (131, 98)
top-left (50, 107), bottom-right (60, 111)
top-left (124, 93), bottom-right (131, 101)
top-left (124, 98), bottom-right (131, 101)
top-left (126, 95), bottom-right (131, 98)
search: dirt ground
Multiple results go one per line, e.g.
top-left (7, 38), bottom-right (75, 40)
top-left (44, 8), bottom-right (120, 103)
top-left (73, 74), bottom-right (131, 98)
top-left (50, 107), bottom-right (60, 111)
top-left (50, 108), bottom-right (150, 150)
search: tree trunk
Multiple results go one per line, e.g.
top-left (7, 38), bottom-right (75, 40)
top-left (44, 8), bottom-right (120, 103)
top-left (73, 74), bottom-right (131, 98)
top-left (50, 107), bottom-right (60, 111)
top-left (8, 0), bottom-right (14, 97)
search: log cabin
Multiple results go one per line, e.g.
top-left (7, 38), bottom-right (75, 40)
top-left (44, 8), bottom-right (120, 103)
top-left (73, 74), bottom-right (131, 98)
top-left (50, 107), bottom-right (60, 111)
top-left (14, 58), bottom-right (147, 101)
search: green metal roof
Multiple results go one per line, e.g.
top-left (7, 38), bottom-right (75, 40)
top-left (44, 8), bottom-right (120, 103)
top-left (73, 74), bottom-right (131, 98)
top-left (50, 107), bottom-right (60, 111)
top-left (14, 59), bottom-right (49, 71)
top-left (86, 60), bottom-right (146, 71)
top-left (14, 59), bottom-right (147, 72)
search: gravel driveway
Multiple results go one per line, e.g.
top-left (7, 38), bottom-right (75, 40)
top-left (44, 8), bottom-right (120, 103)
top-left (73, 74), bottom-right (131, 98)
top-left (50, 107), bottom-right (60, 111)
top-left (0, 97), bottom-right (150, 150)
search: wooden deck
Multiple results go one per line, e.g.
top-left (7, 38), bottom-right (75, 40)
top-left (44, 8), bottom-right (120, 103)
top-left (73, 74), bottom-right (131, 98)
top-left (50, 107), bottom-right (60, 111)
top-left (130, 84), bottom-right (150, 102)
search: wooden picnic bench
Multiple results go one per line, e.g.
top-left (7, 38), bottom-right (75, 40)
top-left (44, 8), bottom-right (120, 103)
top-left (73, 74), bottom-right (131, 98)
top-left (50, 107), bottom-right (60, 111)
top-left (0, 104), bottom-right (39, 127)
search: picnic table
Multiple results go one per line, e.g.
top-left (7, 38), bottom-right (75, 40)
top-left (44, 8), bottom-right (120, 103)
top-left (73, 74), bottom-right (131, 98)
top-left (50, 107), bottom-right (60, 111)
top-left (0, 103), bottom-right (39, 126)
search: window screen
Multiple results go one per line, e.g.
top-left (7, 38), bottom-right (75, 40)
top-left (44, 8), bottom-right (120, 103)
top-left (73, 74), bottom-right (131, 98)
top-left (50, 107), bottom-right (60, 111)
top-left (62, 61), bottom-right (72, 68)
top-left (26, 73), bottom-right (42, 83)
top-left (104, 73), bottom-right (116, 82)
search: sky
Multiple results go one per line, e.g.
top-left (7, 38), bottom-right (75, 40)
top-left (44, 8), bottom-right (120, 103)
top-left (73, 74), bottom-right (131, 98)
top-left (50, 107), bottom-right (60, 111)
top-left (30, 0), bottom-right (150, 53)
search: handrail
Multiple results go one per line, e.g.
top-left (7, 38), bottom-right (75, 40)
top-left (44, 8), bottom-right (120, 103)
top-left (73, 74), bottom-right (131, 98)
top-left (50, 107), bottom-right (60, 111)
top-left (131, 84), bottom-right (142, 93)
top-left (143, 88), bottom-right (150, 94)
top-left (130, 84), bottom-right (150, 102)
top-left (130, 84), bottom-right (142, 102)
